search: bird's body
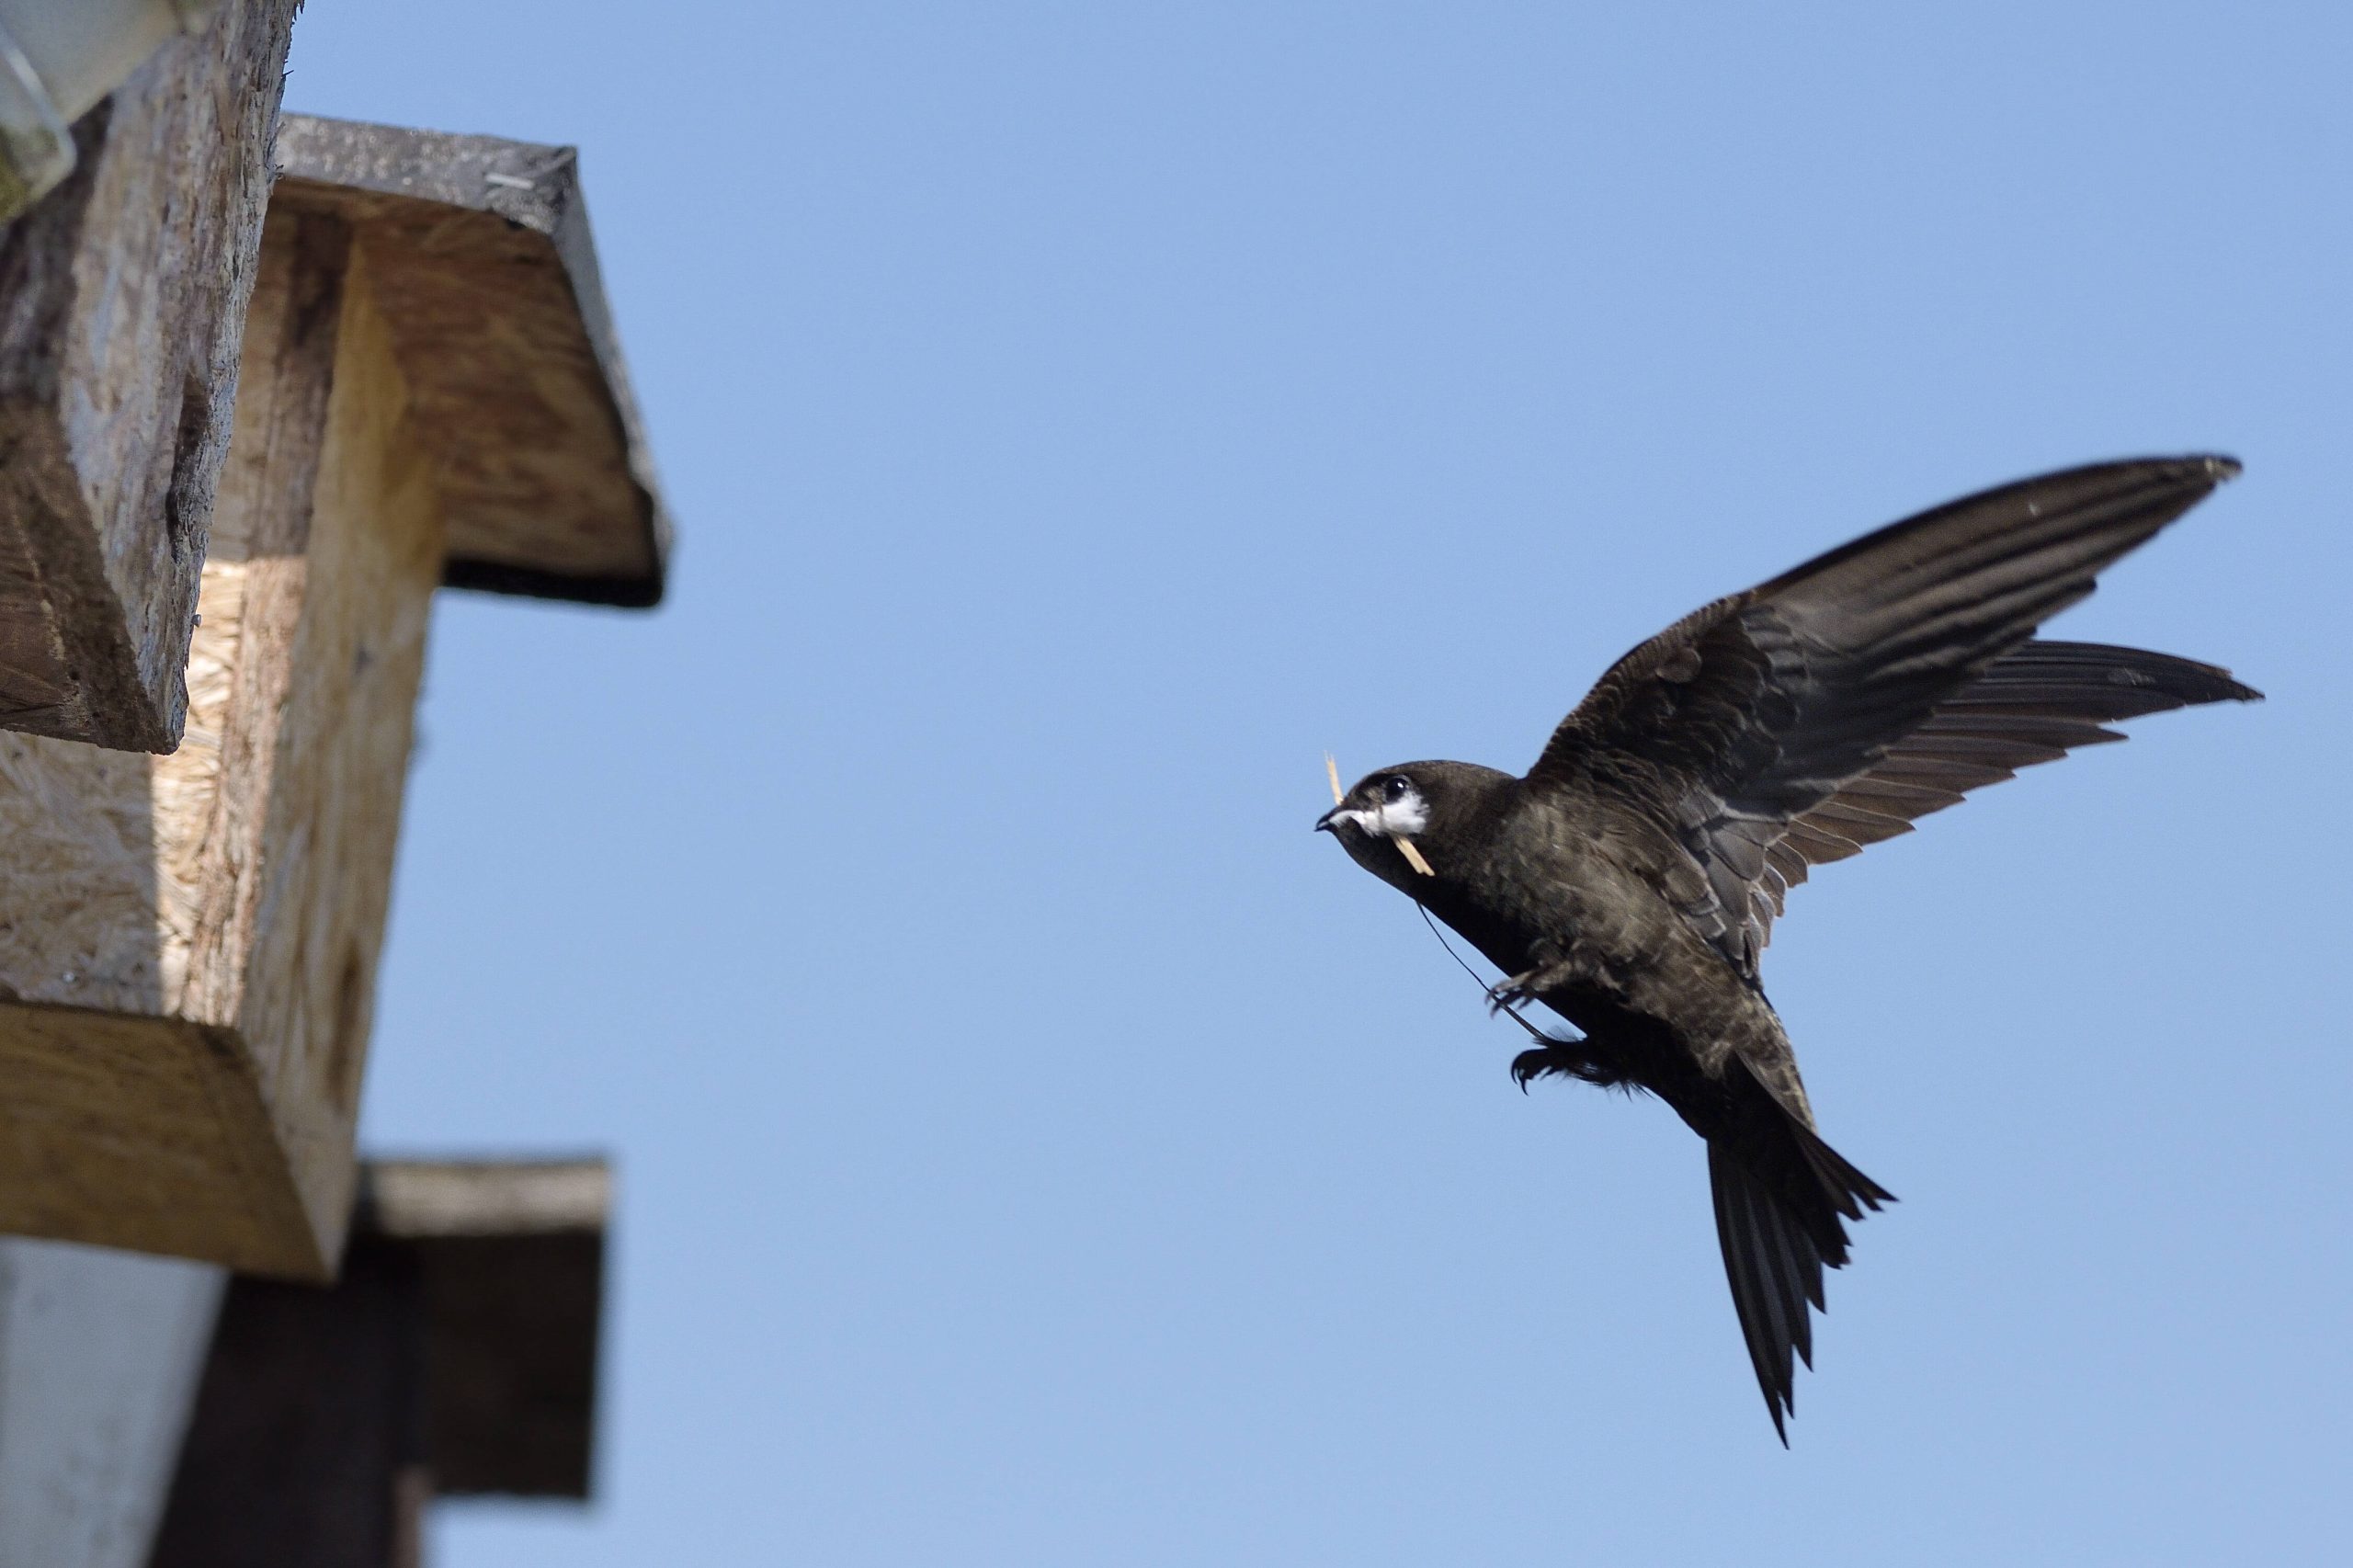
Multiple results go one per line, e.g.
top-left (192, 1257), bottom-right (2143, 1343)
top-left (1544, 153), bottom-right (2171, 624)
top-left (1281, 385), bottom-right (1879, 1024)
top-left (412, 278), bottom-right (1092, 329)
top-left (1316, 456), bottom-right (2259, 1440)
top-left (1348, 766), bottom-right (1790, 1090)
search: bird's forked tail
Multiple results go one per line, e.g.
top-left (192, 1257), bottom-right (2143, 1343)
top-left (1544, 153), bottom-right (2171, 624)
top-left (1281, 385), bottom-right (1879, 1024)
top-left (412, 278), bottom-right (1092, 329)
top-left (1707, 1075), bottom-right (1894, 1443)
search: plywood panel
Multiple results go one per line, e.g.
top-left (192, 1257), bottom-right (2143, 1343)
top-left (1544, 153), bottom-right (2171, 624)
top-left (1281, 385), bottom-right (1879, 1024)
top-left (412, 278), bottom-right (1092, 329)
top-left (0, 220), bottom-right (443, 1277)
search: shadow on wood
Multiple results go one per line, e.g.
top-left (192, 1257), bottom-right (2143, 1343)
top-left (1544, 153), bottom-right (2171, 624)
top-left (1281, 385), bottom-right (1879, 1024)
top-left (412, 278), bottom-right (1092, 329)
top-left (146, 1160), bottom-right (609, 1568)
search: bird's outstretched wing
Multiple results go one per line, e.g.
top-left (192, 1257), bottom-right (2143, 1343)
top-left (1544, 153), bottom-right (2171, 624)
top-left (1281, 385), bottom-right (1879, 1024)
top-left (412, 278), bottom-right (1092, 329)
top-left (1529, 456), bottom-right (2256, 980)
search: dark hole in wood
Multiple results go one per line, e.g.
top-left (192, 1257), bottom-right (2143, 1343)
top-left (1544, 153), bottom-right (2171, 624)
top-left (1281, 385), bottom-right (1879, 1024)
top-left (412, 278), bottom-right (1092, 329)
top-left (164, 369), bottom-right (214, 562)
top-left (328, 947), bottom-right (368, 1109)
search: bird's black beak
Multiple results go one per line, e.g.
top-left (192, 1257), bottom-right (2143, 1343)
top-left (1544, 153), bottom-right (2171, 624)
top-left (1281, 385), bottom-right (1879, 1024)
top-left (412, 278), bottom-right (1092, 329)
top-left (1314, 806), bottom-right (1343, 834)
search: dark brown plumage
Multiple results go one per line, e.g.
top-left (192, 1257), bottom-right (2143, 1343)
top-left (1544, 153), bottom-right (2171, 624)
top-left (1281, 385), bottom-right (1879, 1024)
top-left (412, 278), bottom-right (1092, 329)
top-left (1315, 456), bottom-right (2259, 1441)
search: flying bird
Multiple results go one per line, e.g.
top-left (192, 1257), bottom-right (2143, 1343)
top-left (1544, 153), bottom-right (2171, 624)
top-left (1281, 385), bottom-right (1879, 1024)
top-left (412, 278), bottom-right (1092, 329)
top-left (1314, 456), bottom-right (2258, 1441)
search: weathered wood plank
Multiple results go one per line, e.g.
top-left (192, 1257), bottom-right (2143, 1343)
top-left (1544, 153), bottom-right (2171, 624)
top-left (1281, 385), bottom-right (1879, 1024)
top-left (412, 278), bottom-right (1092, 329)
top-left (362, 1160), bottom-right (609, 1499)
top-left (273, 115), bottom-right (672, 608)
top-left (0, 0), bottom-right (302, 752)
top-left (0, 220), bottom-right (443, 1277)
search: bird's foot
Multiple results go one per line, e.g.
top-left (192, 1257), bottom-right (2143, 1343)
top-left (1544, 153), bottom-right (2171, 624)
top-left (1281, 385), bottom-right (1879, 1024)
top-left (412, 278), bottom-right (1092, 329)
top-left (1509, 1038), bottom-right (1628, 1094)
top-left (1510, 1045), bottom-right (1566, 1094)
top-left (1486, 972), bottom-right (1539, 1017)
top-left (1488, 959), bottom-right (1581, 1017)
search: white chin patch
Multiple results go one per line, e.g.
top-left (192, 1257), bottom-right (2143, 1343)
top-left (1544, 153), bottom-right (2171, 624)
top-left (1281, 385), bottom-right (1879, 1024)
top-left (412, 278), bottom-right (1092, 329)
top-left (1338, 784), bottom-right (1428, 839)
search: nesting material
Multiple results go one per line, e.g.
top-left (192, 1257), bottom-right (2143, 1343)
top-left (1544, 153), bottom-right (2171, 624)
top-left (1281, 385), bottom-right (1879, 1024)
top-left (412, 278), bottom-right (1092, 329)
top-left (1324, 752), bottom-right (1435, 875)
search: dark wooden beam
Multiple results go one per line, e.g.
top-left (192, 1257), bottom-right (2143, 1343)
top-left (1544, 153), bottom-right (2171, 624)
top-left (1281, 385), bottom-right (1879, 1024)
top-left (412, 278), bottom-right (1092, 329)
top-left (364, 1161), bottom-right (608, 1499)
top-left (147, 1160), bottom-right (608, 1567)
top-left (145, 1243), bottom-right (429, 1568)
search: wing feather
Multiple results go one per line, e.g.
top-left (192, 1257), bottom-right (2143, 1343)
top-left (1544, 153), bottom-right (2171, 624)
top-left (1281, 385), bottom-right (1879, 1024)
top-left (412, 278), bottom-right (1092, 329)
top-left (1782, 642), bottom-right (2256, 864)
top-left (1529, 457), bottom-right (2256, 977)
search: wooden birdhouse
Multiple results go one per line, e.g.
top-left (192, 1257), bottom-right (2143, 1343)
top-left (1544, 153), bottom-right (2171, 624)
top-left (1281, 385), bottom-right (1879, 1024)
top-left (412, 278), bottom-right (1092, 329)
top-left (0, 117), bottom-right (669, 1278)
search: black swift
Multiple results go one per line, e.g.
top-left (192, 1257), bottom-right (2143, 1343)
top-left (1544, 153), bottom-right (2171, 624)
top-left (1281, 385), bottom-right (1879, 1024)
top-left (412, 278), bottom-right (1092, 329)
top-left (1315, 456), bottom-right (2258, 1441)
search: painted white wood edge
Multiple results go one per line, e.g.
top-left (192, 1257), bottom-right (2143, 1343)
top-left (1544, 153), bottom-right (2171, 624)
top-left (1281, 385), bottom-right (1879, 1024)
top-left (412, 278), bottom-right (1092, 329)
top-left (0, 1240), bottom-right (226, 1568)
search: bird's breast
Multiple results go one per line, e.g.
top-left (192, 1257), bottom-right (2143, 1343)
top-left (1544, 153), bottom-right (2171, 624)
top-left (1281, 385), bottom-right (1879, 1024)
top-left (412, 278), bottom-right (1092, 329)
top-left (1451, 795), bottom-right (1708, 981)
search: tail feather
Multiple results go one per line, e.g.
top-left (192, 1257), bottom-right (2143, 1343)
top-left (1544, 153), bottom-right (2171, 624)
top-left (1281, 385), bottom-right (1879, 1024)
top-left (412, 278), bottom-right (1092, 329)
top-left (1708, 1082), bottom-right (1893, 1444)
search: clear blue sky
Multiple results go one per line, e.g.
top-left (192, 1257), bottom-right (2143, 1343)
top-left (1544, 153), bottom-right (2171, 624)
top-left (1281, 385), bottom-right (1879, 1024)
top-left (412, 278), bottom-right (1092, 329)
top-left (290, 5), bottom-right (2345, 1563)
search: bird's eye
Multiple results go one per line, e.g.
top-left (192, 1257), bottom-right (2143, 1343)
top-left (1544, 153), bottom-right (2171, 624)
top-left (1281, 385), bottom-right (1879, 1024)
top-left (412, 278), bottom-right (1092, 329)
top-left (1382, 776), bottom-right (1412, 803)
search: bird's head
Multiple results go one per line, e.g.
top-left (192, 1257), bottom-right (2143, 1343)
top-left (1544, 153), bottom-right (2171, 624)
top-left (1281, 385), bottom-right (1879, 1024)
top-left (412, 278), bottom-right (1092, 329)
top-left (1315, 760), bottom-right (1514, 892)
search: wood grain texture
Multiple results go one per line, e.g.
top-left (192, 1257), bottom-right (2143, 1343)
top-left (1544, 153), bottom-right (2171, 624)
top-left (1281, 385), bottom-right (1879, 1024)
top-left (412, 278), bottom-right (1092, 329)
top-left (224, 233), bottom-right (444, 1262)
top-left (0, 731), bottom-right (160, 1013)
top-left (272, 115), bottom-right (671, 608)
top-left (0, 226), bottom-right (443, 1278)
top-left (0, 1004), bottom-right (312, 1267)
top-left (0, 0), bottom-right (302, 752)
